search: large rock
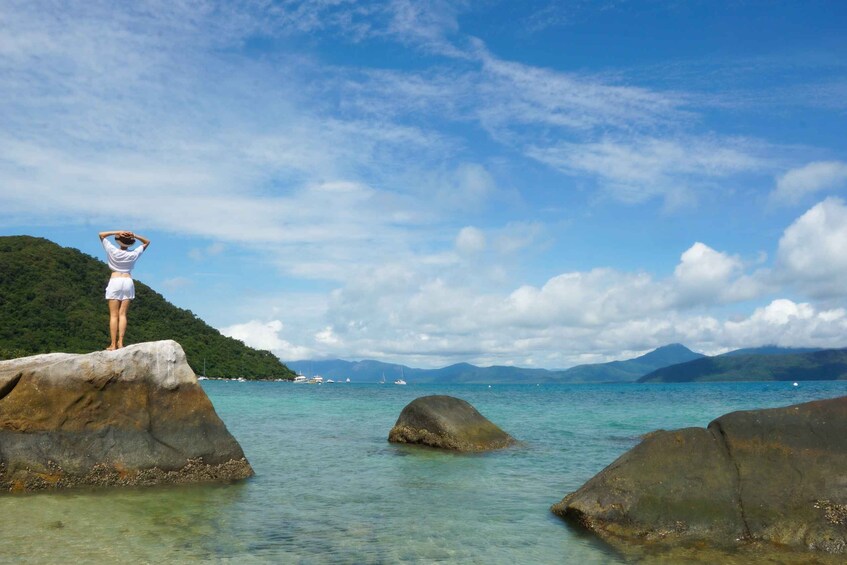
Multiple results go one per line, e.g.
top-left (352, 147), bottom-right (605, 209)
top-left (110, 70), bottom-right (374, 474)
top-left (0, 341), bottom-right (253, 492)
top-left (388, 395), bottom-right (515, 452)
top-left (552, 396), bottom-right (847, 555)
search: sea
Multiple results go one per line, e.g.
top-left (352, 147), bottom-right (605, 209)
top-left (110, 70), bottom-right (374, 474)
top-left (3, 380), bottom-right (846, 564)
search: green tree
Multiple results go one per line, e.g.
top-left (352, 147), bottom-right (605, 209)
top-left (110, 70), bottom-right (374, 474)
top-left (0, 236), bottom-right (295, 380)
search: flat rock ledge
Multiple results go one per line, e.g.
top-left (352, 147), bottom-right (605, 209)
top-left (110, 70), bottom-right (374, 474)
top-left (0, 341), bottom-right (253, 493)
top-left (388, 395), bottom-right (516, 452)
top-left (551, 395), bottom-right (847, 557)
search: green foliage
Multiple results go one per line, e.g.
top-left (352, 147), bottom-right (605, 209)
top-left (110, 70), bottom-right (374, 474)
top-left (0, 236), bottom-right (295, 380)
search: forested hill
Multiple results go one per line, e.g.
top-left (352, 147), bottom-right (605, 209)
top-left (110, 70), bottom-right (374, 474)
top-left (638, 348), bottom-right (847, 383)
top-left (0, 235), bottom-right (295, 380)
top-left (554, 343), bottom-right (704, 382)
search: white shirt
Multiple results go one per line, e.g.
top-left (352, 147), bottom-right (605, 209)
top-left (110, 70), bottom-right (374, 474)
top-left (102, 238), bottom-right (146, 273)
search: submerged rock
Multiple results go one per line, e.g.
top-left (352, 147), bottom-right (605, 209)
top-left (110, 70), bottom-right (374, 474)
top-left (0, 340), bottom-right (253, 492)
top-left (552, 395), bottom-right (847, 555)
top-left (388, 395), bottom-right (515, 452)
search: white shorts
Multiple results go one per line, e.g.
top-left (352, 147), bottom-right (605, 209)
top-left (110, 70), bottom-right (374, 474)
top-left (105, 277), bottom-right (135, 300)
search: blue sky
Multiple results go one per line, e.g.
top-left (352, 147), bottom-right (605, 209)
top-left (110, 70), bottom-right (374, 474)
top-left (1, 1), bottom-right (846, 368)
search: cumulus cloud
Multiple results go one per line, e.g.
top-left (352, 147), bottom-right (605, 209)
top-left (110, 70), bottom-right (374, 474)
top-left (724, 299), bottom-right (847, 348)
top-left (672, 242), bottom-right (762, 305)
top-left (675, 242), bottom-right (741, 289)
top-left (772, 161), bottom-right (847, 204)
top-left (296, 202), bottom-right (841, 367)
top-left (500, 269), bottom-right (664, 328)
top-left (221, 319), bottom-right (312, 360)
top-left (777, 197), bottom-right (847, 298)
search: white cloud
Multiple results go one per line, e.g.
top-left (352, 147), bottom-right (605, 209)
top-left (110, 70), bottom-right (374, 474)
top-left (220, 319), bottom-right (312, 360)
top-left (384, 0), bottom-right (468, 57)
top-left (723, 299), bottom-right (847, 348)
top-left (455, 226), bottom-right (486, 254)
top-left (499, 269), bottom-right (665, 328)
top-left (475, 47), bottom-right (686, 133)
top-left (772, 161), bottom-right (847, 204)
top-left (315, 326), bottom-right (341, 346)
top-left (527, 136), bottom-right (767, 205)
top-left (777, 197), bottom-right (847, 298)
top-left (675, 242), bottom-right (741, 287)
top-left (672, 242), bottom-right (761, 305)
top-left (2, 1), bottom-right (844, 370)
top-left (299, 202), bottom-right (844, 367)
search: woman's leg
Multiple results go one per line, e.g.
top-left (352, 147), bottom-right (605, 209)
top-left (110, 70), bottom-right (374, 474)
top-left (107, 299), bottom-right (120, 350)
top-left (117, 299), bottom-right (131, 348)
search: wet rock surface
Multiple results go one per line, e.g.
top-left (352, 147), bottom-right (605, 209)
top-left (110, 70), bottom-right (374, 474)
top-left (388, 395), bottom-right (516, 452)
top-left (552, 395), bottom-right (847, 555)
top-left (0, 341), bottom-right (253, 492)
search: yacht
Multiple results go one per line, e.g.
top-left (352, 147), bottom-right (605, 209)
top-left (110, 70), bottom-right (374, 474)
top-left (394, 368), bottom-right (407, 385)
top-left (293, 375), bottom-right (307, 383)
top-left (308, 376), bottom-right (324, 384)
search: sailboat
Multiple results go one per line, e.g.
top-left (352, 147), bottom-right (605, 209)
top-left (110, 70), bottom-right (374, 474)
top-left (394, 367), bottom-right (407, 385)
top-left (380, 372), bottom-right (385, 385)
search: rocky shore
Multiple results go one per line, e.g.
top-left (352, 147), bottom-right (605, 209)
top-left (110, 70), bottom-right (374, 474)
top-left (553, 395), bottom-right (847, 556)
top-left (0, 341), bottom-right (253, 492)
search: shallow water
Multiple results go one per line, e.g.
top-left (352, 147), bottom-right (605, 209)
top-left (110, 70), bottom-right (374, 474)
top-left (3, 381), bottom-right (846, 564)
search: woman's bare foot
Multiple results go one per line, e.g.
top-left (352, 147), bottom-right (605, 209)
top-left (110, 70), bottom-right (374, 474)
top-left (106, 345), bottom-right (117, 351)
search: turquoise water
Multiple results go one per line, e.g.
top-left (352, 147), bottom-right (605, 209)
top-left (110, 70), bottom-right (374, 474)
top-left (3, 381), bottom-right (847, 563)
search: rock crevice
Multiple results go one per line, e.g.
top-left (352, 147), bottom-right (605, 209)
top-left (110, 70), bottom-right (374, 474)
top-left (707, 420), bottom-right (752, 540)
top-left (0, 372), bottom-right (21, 401)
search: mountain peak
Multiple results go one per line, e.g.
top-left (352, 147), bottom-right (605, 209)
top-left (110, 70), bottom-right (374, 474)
top-left (636, 343), bottom-right (703, 365)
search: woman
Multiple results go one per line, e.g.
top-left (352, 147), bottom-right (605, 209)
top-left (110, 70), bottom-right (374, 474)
top-left (98, 230), bottom-right (151, 350)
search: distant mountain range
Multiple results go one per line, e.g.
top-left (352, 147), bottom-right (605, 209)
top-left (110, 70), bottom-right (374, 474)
top-left (639, 348), bottom-right (847, 383)
top-left (288, 343), bottom-right (705, 384)
top-left (555, 343), bottom-right (704, 382)
top-left (290, 344), bottom-right (847, 384)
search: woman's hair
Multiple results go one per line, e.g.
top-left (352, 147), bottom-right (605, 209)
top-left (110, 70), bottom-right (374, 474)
top-left (116, 235), bottom-right (136, 246)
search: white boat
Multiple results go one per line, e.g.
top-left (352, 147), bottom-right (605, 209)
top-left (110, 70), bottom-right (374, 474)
top-left (293, 375), bottom-right (307, 383)
top-left (346, 378), bottom-right (351, 383)
top-left (326, 379), bottom-right (335, 384)
top-left (394, 368), bottom-right (407, 385)
top-left (308, 376), bottom-right (324, 384)
top-left (380, 373), bottom-right (385, 385)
